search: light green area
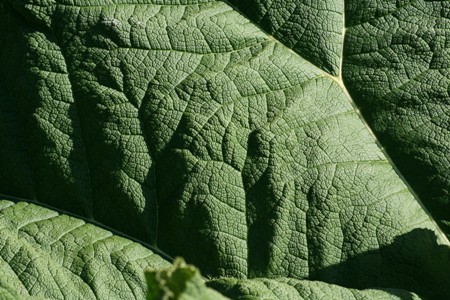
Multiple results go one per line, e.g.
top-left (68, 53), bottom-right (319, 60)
top-left (228, 0), bottom-right (344, 75)
top-left (0, 200), bottom-right (170, 299)
top-left (146, 258), bottom-right (229, 300)
top-left (230, 0), bottom-right (450, 238)
top-left (146, 259), bottom-right (423, 300)
top-left (0, 0), bottom-right (449, 299)
top-left (343, 0), bottom-right (450, 235)
top-left (209, 277), bottom-right (422, 300)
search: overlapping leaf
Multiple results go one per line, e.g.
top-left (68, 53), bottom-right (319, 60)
top-left (0, 200), bottom-right (170, 299)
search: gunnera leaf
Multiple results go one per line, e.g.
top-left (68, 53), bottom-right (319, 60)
top-left (1, 0), bottom-right (449, 299)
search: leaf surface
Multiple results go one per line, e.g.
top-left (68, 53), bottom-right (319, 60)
top-left (230, 0), bottom-right (450, 237)
top-left (146, 258), bottom-right (229, 300)
top-left (146, 259), bottom-right (424, 300)
top-left (0, 0), bottom-right (450, 299)
top-left (208, 278), bottom-right (422, 300)
top-left (0, 200), bottom-right (170, 299)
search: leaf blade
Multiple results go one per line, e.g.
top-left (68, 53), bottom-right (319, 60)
top-left (0, 200), bottom-right (171, 299)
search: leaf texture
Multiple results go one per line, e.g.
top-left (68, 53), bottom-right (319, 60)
top-left (146, 259), bottom-right (424, 300)
top-left (146, 258), bottom-right (229, 300)
top-left (208, 278), bottom-right (422, 300)
top-left (0, 0), bottom-right (450, 299)
top-left (0, 200), bottom-right (170, 299)
top-left (230, 0), bottom-right (450, 237)
top-left (228, 0), bottom-right (344, 76)
top-left (344, 0), bottom-right (450, 236)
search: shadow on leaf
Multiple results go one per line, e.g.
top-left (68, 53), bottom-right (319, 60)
top-left (311, 228), bottom-right (450, 299)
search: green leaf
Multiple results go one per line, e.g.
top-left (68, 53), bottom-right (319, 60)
top-left (208, 278), bottom-right (422, 300)
top-left (147, 260), bottom-right (424, 300)
top-left (0, 281), bottom-right (50, 300)
top-left (145, 258), bottom-right (229, 300)
top-left (344, 0), bottom-right (450, 238)
top-left (229, 0), bottom-right (450, 238)
top-left (228, 0), bottom-right (344, 76)
top-left (1, 0), bottom-right (450, 299)
top-left (0, 200), bottom-right (171, 299)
